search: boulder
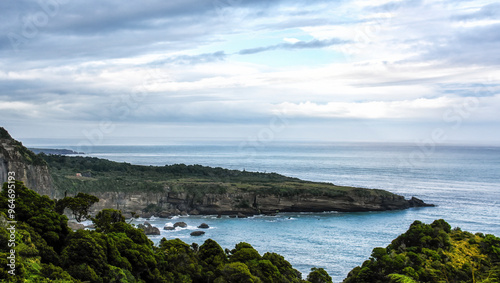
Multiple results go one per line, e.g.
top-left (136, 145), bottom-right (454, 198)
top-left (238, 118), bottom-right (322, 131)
top-left (229, 215), bottom-right (237, 218)
top-left (198, 223), bottom-right (209, 229)
top-left (158, 211), bottom-right (172, 218)
top-left (190, 209), bottom-right (200, 215)
top-left (174, 222), bottom-right (188, 228)
top-left (237, 213), bottom-right (248, 218)
top-left (164, 226), bottom-right (175, 231)
top-left (141, 212), bottom-right (153, 219)
top-left (190, 231), bottom-right (205, 236)
top-left (137, 223), bottom-right (161, 235)
top-left (408, 197), bottom-right (435, 207)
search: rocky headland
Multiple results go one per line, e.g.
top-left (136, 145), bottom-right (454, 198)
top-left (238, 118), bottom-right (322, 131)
top-left (0, 126), bottom-right (434, 218)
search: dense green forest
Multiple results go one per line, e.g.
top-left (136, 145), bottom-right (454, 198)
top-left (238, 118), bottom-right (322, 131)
top-left (40, 154), bottom-right (391, 198)
top-left (1, 181), bottom-right (499, 282)
top-left (344, 220), bottom-right (500, 282)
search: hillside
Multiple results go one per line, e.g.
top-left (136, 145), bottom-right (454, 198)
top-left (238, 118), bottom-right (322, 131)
top-left (40, 154), bottom-right (432, 217)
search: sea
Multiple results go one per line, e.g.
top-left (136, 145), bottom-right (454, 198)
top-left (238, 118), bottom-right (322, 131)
top-left (28, 141), bottom-right (500, 282)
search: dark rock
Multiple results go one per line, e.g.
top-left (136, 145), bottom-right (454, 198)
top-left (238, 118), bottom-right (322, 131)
top-left (190, 231), bottom-right (205, 236)
top-left (229, 215), bottom-right (237, 218)
top-left (181, 211), bottom-right (188, 216)
top-left (164, 226), bottom-right (175, 230)
top-left (237, 213), bottom-right (248, 218)
top-left (138, 223), bottom-right (160, 235)
top-left (217, 214), bottom-right (222, 218)
top-left (198, 223), bottom-right (209, 229)
top-left (141, 212), bottom-right (153, 219)
top-left (190, 209), bottom-right (199, 215)
top-left (408, 197), bottom-right (435, 207)
top-left (174, 221), bottom-right (187, 228)
top-left (158, 212), bottom-right (172, 218)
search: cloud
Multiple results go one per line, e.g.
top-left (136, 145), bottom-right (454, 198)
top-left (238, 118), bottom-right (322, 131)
top-left (1, 0), bottom-right (500, 142)
top-left (238, 38), bottom-right (345, 55)
top-left (273, 98), bottom-right (455, 120)
top-left (152, 51), bottom-right (227, 66)
top-left (453, 3), bottom-right (500, 21)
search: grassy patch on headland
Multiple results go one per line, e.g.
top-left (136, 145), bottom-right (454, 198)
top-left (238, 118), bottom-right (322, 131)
top-left (40, 154), bottom-right (393, 198)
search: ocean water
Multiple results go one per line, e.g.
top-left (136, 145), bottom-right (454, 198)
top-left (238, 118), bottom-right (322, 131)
top-left (40, 142), bottom-right (500, 282)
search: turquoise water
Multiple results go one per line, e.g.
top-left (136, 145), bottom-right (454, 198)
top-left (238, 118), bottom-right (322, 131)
top-left (38, 142), bottom-right (500, 282)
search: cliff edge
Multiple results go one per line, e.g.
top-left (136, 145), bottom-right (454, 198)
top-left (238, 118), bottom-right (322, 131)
top-left (0, 127), bottom-right (57, 198)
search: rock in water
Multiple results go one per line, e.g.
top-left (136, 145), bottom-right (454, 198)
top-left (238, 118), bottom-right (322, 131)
top-left (138, 222), bottom-right (160, 235)
top-left (158, 212), bottom-right (171, 218)
top-left (198, 223), bottom-right (209, 229)
top-left (164, 226), bottom-right (175, 230)
top-left (190, 231), bottom-right (205, 236)
top-left (174, 221), bottom-right (187, 228)
top-left (408, 196), bottom-right (435, 207)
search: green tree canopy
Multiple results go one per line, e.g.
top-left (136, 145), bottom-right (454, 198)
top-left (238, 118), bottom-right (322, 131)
top-left (56, 192), bottom-right (99, 222)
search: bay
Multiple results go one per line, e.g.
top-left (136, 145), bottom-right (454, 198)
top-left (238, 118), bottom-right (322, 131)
top-left (37, 141), bottom-right (500, 282)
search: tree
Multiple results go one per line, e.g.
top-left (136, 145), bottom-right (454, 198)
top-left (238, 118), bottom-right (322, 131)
top-left (92, 209), bottom-right (125, 233)
top-left (230, 242), bottom-right (261, 263)
top-left (215, 262), bottom-right (261, 283)
top-left (56, 193), bottom-right (99, 222)
top-left (307, 267), bottom-right (332, 283)
top-left (198, 239), bottom-right (228, 281)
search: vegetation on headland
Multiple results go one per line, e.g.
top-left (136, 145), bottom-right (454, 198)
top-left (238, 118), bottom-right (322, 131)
top-left (344, 219), bottom-right (500, 283)
top-left (1, 181), bottom-right (499, 282)
top-left (0, 181), bottom-right (328, 282)
top-left (40, 154), bottom-right (394, 199)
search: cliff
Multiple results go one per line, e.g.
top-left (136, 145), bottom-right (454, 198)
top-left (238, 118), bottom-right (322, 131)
top-left (87, 189), bottom-right (431, 218)
top-left (0, 127), bottom-right (57, 198)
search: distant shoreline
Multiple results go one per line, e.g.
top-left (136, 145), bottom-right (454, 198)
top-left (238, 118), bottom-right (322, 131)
top-left (28, 148), bottom-right (84, 155)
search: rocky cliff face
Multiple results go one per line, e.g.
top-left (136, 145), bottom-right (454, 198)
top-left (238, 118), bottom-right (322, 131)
top-left (0, 127), bottom-right (57, 198)
top-left (86, 189), bottom-right (432, 218)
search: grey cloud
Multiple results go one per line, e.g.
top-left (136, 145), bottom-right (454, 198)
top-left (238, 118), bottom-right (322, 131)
top-left (366, 0), bottom-right (423, 12)
top-left (453, 3), bottom-right (500, 21)
top-left (152, 51), bottom-right (227, 66)
top-left (238, 38), bottom-right (345, 55)
top-left (421, 23), bottom-right (500, 66)
top-left (1, 0), bottom-right (347, 63)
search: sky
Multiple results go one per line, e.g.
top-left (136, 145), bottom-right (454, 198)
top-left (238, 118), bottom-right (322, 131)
top-left (1, 0), bottom-right (499, 146)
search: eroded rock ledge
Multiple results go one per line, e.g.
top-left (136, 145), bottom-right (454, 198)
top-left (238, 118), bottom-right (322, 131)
top-left (89, 190), bottom-right (434, 218)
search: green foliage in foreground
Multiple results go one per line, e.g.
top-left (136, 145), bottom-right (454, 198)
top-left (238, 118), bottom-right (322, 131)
top-left (0, 181), bottom-right (327, 282)
top-left (344, 219), bottom-right (500, 283)
top-left (41, 154), bottom-right (392, 201)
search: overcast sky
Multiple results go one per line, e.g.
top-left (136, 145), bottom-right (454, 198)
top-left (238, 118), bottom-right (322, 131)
top-left (1, 0), bottom-right (499, 145)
